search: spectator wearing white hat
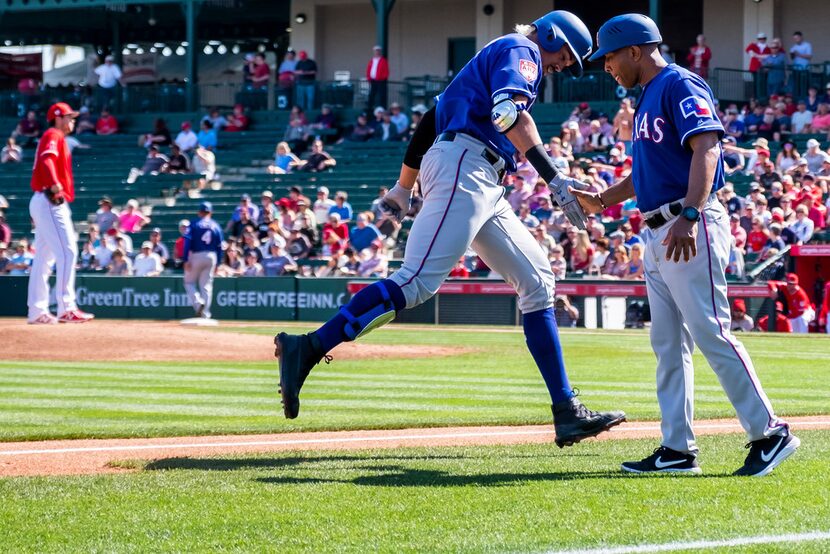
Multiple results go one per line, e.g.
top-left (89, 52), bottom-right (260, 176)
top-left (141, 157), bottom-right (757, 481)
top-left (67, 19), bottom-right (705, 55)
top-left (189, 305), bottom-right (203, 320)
top-left (313, 186), bottom-right (335, 223)
top-left (745, 33), bottom-right (770, 73)
top-left (94, 54), bottom-right (124, 109)
top-left (134, 242), bottom-right (163, 277)
top-left (804, 139), bottom-right (829, 174)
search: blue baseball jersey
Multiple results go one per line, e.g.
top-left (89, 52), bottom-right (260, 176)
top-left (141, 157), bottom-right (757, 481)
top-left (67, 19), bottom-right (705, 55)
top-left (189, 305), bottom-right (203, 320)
top-left (435, 34), bottom-right (542, 172)
top-left (183, 216), bottom-right (223, 261)
top-left (631, 64), bottom-right (725, 212)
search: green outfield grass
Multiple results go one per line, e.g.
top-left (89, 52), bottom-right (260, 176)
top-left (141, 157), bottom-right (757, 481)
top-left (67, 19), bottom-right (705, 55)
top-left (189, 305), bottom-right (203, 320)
top-left (0, 431), bottom-right (828, 552)
top-left (0, 325), bottom-right (829, 441)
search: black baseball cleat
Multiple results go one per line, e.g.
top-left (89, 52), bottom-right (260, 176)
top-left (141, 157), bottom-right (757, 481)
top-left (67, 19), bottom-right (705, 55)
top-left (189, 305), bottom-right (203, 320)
top-left (551, 396), bottom-right (626, 448)
top-left (621, 446), bottom-right (702, 475)
top-left (733, 432), bottom-right (800, 477)
top-left (274, 332), bottom-right (329, 419)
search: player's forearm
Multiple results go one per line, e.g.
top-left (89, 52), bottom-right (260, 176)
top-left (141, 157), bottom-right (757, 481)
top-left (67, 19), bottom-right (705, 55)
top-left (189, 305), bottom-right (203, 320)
top-left (505, 112), bottom-right (544, 155)
top-left (599, 175), bottom-right (635, 206)
top-left (686, 133), bottom-right (720, 210)
top-left (399, 106), bottom-right (437, 189)
top-left (42, 157), bottom-right (61, 187)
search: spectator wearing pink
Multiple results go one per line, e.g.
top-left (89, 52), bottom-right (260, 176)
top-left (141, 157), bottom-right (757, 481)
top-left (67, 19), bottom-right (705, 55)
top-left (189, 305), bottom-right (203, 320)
top-left (730, 213), bottom-right (747, 251)
top-left (745, 33), bottom-right (770, 73)
top-left (687, 34), bottom-right (712, 78)
top-left (514, 151), bottom-right (539, 183)
top-left (118, 200), bottom-right (150, 233)
top-left (810, 104), bottom-right (830, 133)
top-left (357, 240), bottom-right (388, 278)
top-left (612, 98), bottom-right (634, 145)
top-left (96, 108), bottom-right (119, 135)
top-left (528, 181), bottom-right (551, 211)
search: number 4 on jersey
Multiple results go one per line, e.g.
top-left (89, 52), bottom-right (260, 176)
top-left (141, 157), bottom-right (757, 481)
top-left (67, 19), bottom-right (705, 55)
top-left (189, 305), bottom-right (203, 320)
top-left (201, 230), bottom-right (212, 244)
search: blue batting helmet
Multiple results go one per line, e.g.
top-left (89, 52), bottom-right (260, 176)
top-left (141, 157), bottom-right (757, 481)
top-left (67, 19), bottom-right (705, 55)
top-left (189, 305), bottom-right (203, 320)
top-left (589, 13), bottom-right (662, 61)
top-left (532, 11), bottom-right (593, 77)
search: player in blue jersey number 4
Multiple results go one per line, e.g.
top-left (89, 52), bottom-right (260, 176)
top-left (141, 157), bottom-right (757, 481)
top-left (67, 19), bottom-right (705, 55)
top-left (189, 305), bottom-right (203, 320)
top-left (274, 10), bottom-right (626, 448)
top-left (572, 14), bottom-right (798, 477)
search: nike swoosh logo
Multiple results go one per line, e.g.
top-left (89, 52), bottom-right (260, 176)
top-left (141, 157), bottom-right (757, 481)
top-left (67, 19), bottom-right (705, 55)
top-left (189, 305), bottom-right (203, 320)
top-left (761, 436), bottom-right (785, 462)
top-left (655, 457), bottom-right (687, 469)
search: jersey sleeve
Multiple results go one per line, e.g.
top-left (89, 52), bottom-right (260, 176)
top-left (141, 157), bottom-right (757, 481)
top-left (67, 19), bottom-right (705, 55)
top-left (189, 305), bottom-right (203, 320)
top-left (488, 44), bottom-right (542, 102)
top-left (668, 77), bottom-right (724, 147)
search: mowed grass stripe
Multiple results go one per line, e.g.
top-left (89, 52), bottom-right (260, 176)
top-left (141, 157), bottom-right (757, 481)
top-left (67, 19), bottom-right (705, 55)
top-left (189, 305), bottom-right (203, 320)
top-left (0, 327), bottom-right (827, 441)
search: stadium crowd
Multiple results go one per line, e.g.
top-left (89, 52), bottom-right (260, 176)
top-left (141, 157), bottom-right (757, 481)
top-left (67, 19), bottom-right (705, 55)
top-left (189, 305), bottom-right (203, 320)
top-left (2, 39), bottom-right (830, 331)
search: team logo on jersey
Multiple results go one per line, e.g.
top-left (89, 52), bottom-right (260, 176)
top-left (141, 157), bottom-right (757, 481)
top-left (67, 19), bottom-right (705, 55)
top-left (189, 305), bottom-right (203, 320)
top-left (679, 96), bottom-right (712, 119)
top-left (519, 59), bottom-right (538, 83)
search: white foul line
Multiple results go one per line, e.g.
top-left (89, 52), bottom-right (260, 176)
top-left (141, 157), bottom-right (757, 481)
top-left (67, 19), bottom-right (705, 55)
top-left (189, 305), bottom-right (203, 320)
top-left (0, 419), bottom-right (828, 457)
top-left (549, 530), bottom-right (830, 554)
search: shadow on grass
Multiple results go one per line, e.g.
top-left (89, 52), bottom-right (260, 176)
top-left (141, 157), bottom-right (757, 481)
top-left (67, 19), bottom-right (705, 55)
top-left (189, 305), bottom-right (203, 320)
top-left (143, 451), bottom-right (733, 487)
top-left (144, 451), bottom-right (597, 472)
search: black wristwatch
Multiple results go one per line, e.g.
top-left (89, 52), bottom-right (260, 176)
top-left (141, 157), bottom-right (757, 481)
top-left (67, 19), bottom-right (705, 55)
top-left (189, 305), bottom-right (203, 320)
top-left (681, 206), bottom-right (701, 222)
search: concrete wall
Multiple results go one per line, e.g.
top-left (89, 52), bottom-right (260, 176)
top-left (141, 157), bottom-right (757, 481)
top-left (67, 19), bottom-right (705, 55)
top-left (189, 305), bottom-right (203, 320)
top-left (502, 0), bottom-right (553, 34)
top-left (778, 0), bottom-right (830, 67)
top-left (702, 0), bottom-right (744, 70)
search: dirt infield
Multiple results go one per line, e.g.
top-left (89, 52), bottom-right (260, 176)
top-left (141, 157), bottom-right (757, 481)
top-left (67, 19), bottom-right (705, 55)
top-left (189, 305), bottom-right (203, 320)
top-left (1, 416), bottom-right (828, 477)
top-left (1, 319), bottom-right (468, 362)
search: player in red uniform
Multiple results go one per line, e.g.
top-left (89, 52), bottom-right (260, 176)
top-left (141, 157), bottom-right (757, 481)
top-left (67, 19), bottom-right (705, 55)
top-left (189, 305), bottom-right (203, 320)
top-left (768, 273), bottom-right (814, 333)
top-left (27, 102), bottom-right (94, 324)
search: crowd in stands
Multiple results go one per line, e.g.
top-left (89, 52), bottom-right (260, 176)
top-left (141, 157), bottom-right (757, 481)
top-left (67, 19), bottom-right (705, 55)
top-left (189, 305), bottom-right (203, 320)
top-left (3, 37), bottom-right (830, 331)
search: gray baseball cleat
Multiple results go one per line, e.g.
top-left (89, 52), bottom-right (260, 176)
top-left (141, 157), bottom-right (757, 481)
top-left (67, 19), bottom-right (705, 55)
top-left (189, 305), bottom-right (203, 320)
top-left (274, 332), bottom-right (330, 419)
top-left (552, 396), bottom-right (626, 448)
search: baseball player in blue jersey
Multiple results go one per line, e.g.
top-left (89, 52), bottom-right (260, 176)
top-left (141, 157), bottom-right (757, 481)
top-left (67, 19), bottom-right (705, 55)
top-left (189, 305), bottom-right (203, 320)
top-left (573, 14), bottom-right (798, 476)
top-left (275, 11), bottom-right (626, 448)
top-left (183, 201), bottom-right (223, 319)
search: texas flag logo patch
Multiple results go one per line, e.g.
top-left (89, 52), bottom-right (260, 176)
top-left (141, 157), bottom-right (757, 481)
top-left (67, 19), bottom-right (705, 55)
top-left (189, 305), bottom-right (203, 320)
top-left (679, 96), bottom-right (712, 119)
top-left (519, 59), bottom-right (538, 83)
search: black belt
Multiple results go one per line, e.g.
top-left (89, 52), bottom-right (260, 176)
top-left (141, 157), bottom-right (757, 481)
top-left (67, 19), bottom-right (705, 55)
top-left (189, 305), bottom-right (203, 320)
top-left (436, 132), bottom-right (505, 180)
top-left (644, 201), bottom-right (683, 230)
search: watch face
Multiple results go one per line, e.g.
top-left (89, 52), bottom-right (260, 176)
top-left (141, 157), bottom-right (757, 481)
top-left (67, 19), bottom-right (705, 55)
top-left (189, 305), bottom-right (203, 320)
top-left (682, 207), bottom-right (700, 221)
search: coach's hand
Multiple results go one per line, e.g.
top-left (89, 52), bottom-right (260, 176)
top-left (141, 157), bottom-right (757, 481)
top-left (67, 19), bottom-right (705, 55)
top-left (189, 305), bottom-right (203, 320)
top-left (379, 180), bottom-right (413, 223)
top-left (663, 218), bottom-right (698, 262)
top-left (568, 187), bottom-right (604, 215)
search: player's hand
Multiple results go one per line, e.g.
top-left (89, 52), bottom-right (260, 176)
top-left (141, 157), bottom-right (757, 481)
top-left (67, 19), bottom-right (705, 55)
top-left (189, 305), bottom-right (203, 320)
top-left (184, 261), bottom-right (191, 272)
top-left (550, 176), bottom-right (589, 230)
top-left (379, 180), bottom-right (413, 223)
top-left (663, 217), bottom-right (698, 262)
top-left (568, 186), bottom-right (604, 215)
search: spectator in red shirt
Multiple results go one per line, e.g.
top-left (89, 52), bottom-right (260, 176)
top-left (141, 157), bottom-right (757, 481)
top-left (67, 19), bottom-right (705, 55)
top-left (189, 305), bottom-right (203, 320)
top-left (758, 302), bottom-right (792, 332)
top-left (746, 217), bottom-right (769, 253)
top-left (686, 34), bottom-right (712, 79)
top-left (225, 104), bottom-right (249, 132)
top-left (745, 33), bottom-right (770, 73)
top-left (95, 108), bottom-right (119, 135)
top-left (769, 273), bottom-right (815, 333)
top-left (366, 45), bottom-right (390, 110)
top-left (173, 219), bottom-right (189, 268)
top-left (448, 258), bottom-right (470, 278)
top-left (251, 54), bottom-right (270, 89)
top-left (323, 212), bottom-right (349, 243)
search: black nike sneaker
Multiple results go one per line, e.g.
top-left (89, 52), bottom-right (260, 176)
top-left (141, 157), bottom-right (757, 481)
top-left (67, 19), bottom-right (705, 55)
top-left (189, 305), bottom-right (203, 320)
top-left (551, 396), bottom-right (626, 448)
top-left (621, 446), bottom-right (702, 475)
top-left (274, 332), bottom-right (329, 419)
top-left (733, 432), bottom-right (800, 477)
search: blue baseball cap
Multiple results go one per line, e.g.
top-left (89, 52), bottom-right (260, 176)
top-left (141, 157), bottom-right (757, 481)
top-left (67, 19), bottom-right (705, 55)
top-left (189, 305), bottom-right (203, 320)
top-left (589, 13), bottom-right (662, 61)
top-left (199, 201), bottom-right (213, 213)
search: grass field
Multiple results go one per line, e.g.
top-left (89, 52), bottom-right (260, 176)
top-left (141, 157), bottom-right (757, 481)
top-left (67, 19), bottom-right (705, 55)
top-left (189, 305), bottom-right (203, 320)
top-left (1, 324), bottom-right (829, 552)
top-left (1, 432), bottom-right (828, 552)
top-left (0, 325), bottom-right (828, 441)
